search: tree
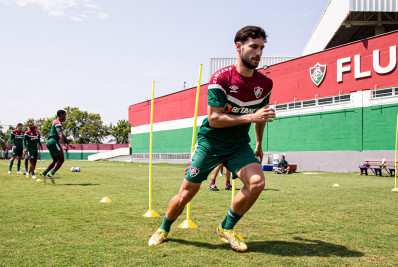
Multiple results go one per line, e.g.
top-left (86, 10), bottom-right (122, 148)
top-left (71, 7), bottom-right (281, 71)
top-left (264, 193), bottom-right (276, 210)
top-left (0, 125), bottom-right (14, 150)
top-left (0, 124), bottom-right (7, 150)
top-left (37, 117), bottom-right (56, 141)
top-left (63, 107), bottom-right (109, 144)
top-left (109, 120), bottom-right (131, 144)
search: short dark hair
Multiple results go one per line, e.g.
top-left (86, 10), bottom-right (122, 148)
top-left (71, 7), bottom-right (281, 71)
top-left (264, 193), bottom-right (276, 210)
top-left (234, 26), bottom-right (267, 44)
top-left (57, 110), bottom-right (66, 117)
top-left (17, 123), bottom-right (23, 127)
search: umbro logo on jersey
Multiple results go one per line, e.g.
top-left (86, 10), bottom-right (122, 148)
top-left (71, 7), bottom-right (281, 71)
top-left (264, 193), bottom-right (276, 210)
top-left (254, 86), bottom-right (263, 98)
top-left (229, 85), bottom-right (239, 93)
top-left (189, 166), bottom-right (200, 177)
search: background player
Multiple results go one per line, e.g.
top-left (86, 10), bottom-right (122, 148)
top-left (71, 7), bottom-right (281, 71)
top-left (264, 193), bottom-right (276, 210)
top-left (40, 110), bottom-right (74, 183)
top-left (8, 123), bottom-right (24, 174)
top-left (149, 26), bottom-right (276, 252)
top-left (208, 163), bottom-right (232, 191)
top-left (23, 125), bottom-right (37, 175)
top-left (275, 155), bottom-right (291, 174)
top-left (24, 121), bottom-right (43, 179)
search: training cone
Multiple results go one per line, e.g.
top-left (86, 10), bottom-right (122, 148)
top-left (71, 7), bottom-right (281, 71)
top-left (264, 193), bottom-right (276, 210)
top-left (392, 188), bottom-right (398, 192)
top-left (100, 197), bottom-right (112, 203)
top-left (143, 210), bottom-right (160, 217)
top-left (36, 178), bottom-right (43, 182)
top-left (333, 183), bottom-right (340, 187)
top-left (178, 219), bottom-right (198, 229)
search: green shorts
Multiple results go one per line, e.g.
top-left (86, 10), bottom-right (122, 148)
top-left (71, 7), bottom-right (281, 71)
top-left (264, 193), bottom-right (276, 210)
top-left (27, 149), bottom-right (38, 160)
top-left (46, 139), bottom-right (64, 158)
top-left (184, 136), bottom-right (260, 183)
top-left (12, 146), bottom-right (23, 157)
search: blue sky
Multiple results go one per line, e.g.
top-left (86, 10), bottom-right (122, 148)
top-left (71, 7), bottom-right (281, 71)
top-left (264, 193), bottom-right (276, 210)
top-left (0, 0), bottom-right (330, 127)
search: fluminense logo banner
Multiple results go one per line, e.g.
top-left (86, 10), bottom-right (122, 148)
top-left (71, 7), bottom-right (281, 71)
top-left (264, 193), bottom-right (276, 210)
top-left (310, 63), bottom-right (327, 87)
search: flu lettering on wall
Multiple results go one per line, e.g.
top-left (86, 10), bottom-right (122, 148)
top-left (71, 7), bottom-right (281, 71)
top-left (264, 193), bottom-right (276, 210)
top-left (337, 46), bottom-right (397, 82)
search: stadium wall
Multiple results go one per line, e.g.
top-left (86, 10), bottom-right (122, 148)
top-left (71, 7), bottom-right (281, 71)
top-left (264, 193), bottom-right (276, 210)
top-left (39, 144), bottom-right (128, 160)
top-left (129, 31), bottom-right (398, 172)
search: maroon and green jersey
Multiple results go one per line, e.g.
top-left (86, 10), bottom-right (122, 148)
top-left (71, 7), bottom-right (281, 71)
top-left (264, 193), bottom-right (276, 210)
top-left (48, 119), bottom-right (64, 142)
top-left (277, 160), bottom-right (289, 169)
top-left (23, 130), bottom-right (42, 150)
top-left (198, 65), bottom-right (273, 144)
top-left (10, 130), bottom-right (25, 148)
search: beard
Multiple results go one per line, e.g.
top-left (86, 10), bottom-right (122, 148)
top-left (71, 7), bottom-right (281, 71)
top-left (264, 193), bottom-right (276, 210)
top-left (241, 50), bottom-right (260, 69)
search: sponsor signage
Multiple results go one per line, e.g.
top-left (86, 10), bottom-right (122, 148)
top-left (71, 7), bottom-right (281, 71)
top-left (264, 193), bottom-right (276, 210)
top-left (310, 45), bottom-right (397, 86)
top-left (337, 45), bottom-right (397, 82)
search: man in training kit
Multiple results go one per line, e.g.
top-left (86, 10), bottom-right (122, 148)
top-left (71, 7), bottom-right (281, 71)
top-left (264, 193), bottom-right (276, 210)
top-left (40, 110), bottom-right (73, 183)
top-left (24, 125), bottom-right (38, 175)
top-left (8, 123), bottom-right (25, 174)
top-left (24, 121), bottom-right (43, 179)
top-left (149, 26), bottom-right (275, 252)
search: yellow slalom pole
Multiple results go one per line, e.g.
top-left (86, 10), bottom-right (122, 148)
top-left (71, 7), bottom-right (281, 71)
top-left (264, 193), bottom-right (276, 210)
top-left (179, 64), bottom-right (202, 229)
top-left (392, 114), bottom-right (398, 192)
top-left (231, 179), bottom-right (236, 206)
top-left (143, 82), bottom-right (160, 217)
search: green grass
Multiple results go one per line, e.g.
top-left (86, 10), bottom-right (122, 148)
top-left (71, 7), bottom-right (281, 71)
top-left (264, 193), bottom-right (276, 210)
top-left (0, 160), bottom-right (397, 266)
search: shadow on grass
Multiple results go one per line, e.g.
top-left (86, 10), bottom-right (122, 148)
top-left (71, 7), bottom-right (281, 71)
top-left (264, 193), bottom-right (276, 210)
top-left (58, 183), bottom-right (100, 186)
top-left (222, 188), bottom-right (280, 192)
top-left (168, 237), bottom-right (364, 257)
top-left (263, 188), bottom-right (280, 191)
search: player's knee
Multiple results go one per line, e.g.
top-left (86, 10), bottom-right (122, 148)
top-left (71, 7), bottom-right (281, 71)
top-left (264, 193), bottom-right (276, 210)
top-left (250, 175), bottom-right (265, 194)
top-left (179, 190), bottom-right (195, 204)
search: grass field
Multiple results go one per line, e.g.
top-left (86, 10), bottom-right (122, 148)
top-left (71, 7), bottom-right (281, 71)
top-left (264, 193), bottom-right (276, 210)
top-left (0, 159), bottom-right (397, 266)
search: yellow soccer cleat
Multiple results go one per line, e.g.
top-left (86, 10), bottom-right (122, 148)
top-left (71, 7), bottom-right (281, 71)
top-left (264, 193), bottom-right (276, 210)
top-left (148, 229), bottom-right (168, 246)
top-left (216, 224), bottom-right (247, 252)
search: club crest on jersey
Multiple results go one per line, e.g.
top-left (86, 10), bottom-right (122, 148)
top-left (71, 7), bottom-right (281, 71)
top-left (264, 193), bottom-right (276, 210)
top-left (254, 86), bottom-right (263, 98)
top-left (229, 85), bottom-right (239, 93)
top-left (310, 63), bottom-right (327, 87)
top-left (189, 166), bottom-right (200, 177)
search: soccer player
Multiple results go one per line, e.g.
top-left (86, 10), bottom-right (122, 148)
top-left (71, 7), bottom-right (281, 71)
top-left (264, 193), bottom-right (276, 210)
top-left (8, 123), bottom-right (25, 174)
top-left (208, 163), bottom-right (232, 191)
top-left (23, 125), bottom-right (37, 175)
top-left (40, 110), bottom-right (73, 183)
top-left (148, 26), bottom-right (275, 252)
top-left (24, 121), bottom-right (43, 179)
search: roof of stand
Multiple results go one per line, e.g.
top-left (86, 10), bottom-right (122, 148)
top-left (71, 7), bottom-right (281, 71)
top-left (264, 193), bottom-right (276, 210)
top-left (302, 0), bottom-right (398, 56)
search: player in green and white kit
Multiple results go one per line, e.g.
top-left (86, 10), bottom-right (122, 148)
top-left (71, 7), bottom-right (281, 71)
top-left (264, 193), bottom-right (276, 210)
top-left (8, 123), bottom-right (24, 174)
top-left (40, 110), bottom-right (73, 183)
top-left (23, 121), bottom-right (43, 179)
top-left (149, 26), bottom-right (276, 252)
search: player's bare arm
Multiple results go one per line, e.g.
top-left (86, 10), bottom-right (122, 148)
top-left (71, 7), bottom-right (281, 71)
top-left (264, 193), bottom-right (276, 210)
top-left (57, 130), bottom-right (68, 149)
top-left (23, 135), bottom-right (27, 153)
top-left (38, 136), bottom-right (43, 151)
top-left (208, 105), bottom-right (275, 128)
top-left (254, 122), bottom-right (266, 163)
